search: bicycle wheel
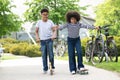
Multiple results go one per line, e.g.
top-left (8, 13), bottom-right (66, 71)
top-left (55, 40), bottom-right (66, 57)
top-left (91, 39), bottom-right (104, 64)
top-left (107, 40), bottom-right (118, 62)
top-left (85, 40), bottom-right (92, 62)
top-left (104, 41), bottom-right (110, 62)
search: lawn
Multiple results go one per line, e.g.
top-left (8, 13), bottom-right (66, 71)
top-left (85, 58), bottom-right (120, 73)
top-left (1, 55), bottom-right (18, 60)
top-left (55, 56), bottom-right (120, 73)
top-left (0, 53), bottom-right (21, 60)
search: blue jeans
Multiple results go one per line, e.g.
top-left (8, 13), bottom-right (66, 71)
top-left (67, 37), bottom-right (84, 72)
top-left (40, 39), bottom-right (55, 71)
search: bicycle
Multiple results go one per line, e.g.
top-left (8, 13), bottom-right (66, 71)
top-left (103, 25), bottom-right (118, 62)
top-left (53, 34), bottom-right (67, 57)
top-left (85, 26), bottom-right (108, 65)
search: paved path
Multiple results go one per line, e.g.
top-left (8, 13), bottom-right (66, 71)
top-left (0, 57), bottom-right (120, 80)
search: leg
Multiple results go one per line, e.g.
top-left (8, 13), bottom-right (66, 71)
top-left (41, 41), bottom-right (48, 71)
top-left (75, 38), bottom-right (84, 69)
top-left (67, 37), bottom-right (76, 72)
top-left (47, 39), bottom-right (55, 69)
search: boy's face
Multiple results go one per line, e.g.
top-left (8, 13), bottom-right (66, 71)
top-left (70, 17), bottom-right (77, 24)
top-left (41, 12), bottom-right (48, 21)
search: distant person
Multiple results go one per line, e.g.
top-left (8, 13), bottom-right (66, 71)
top-left (35, 8), bottom-right (57, 74)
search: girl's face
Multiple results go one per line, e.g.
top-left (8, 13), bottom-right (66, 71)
top-left (70, 17), bottom-right (77, 24)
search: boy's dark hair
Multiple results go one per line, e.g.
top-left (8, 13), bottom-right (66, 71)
top-left (66, 11), bottom-right (81, 23)
top-left (40, 8), bottom-right (49, 14)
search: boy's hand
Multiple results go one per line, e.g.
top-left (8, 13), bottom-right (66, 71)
top-left (36, 38), bottom-right (40, 43)
top-left (52, 25), bottom-right (59, 31)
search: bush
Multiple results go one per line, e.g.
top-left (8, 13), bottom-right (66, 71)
top-left (9, 44), bottom-right (21, 55)
top-left (26, 45), bottom-right (41, 57)
top-left (114, 36), bottom-right (120, 56)
top-left (0, 38), bottom-right (42, 57)
top-left (0, 38), bottom-right (19, 44)
top-left (9, 43), bottom-right (41, 57)
top-left (81, 38), bottom-right (88, 56)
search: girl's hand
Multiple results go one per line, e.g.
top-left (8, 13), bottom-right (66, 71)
top-left (95, 26), bottom-right (99, 30)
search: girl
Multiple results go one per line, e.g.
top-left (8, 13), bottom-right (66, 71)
top-left (57, 11), bottom-right (96, 74)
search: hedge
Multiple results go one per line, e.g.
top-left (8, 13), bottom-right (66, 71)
top-left (0, 37), bottom-right (119, 57)
top-left (0, 38), bottom-right (41, 57)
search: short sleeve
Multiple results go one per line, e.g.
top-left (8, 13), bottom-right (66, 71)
top-left (35, 21), bottom-right (40, 28)
top-left (49, 20), bottom-right (55, 28)
top-left (51, 20), bottom-right (55, 26)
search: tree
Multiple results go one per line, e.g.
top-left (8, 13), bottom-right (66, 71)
top-left (0, 0), bottom-right (22, 37)
top-left (24, 0), bottom-right (87, 24)
top-left (95, 0), bottom-right (120, 35)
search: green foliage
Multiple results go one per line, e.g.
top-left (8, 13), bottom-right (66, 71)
top-left (0, 38), bottom-right (19, 44)
top-left (25, 45), bottom-right (41, 57)
top-left (95, 0), bottom-right (120, 35)
top-left (85, 57), bottom-right (120, 73)
top-left (0, 0), bottom-right (22, 37)
top-left (9, 43), bottom-right (41, 57)
top-left (81, 38), bottom-right (88, 56)
top-left (24, 0), bottom-right (87, 24)
top-left (0, 38), bottom-right (41, 57)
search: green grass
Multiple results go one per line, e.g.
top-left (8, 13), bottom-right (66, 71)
top-left (1, 56), bottom-right (18, 60)
top-left (95, 61), bottom-right (120, 72)
top-left (55, 55), bottom-right (120, 73)
top-left (85, 57), bottom-right (120, 73)
top-left (0, 54), bottom-right (20, 60)
top-left (55, 56), bottom-right (68, 60)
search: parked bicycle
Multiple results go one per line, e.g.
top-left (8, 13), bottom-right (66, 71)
top-left (103, 25), bottom-right (118, 62)
top-left (85, 26), bottom-right (108, 65)
top-left (53, 34), bottom-right (67, 57)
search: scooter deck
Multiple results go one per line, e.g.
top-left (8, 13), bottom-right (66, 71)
top-left (78, 69), bottom-right (88, 75)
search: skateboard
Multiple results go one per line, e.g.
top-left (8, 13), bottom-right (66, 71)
top-left (49, 62), bottom-right (53, 75)
top-left (77, 69), bottom-right (88, 75)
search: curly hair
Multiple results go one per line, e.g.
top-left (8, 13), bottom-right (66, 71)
top-left (66, 11), bottom-right (81, 23)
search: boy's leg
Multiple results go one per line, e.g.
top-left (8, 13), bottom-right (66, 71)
top-left (48, 39), bottom-right (55, 69)
top-left (67, 37), bottom-right (76, 72)
top-left (41, 41), bottom-right (48, 71)
top-left (75, 38), bottom-right (84, 69)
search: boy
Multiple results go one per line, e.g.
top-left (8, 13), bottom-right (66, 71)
top-left (35, 8), bottom-right (56, 74)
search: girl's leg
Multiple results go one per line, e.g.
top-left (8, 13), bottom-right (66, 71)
top-left (67, 37), bottom-right (76, 72)
top-left (75, 38), bottom-right (84, 69)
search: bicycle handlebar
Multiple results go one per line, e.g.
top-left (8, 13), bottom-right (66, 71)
top-left (98, 25), bottom-right (112, 30)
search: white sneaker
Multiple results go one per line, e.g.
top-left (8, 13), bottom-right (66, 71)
top-left (71, 71), bottom-right (76, 75)
top-left (80, 68), bottom-right (85, 70)
top-left (80, 68), bottom-right (87, 71)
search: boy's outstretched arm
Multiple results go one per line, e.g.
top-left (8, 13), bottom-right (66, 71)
top-left (51, 26), bottom-right (58, 40)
